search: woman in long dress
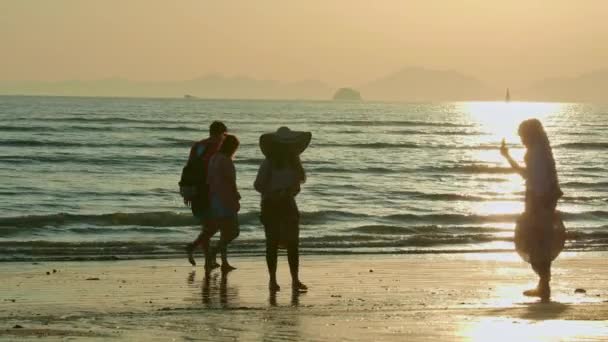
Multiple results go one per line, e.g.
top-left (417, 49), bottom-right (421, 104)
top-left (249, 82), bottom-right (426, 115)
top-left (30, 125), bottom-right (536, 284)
top-left (500, 118), bottom-right (564, 302)
top-left (254, 127), bottom-right (311, 292)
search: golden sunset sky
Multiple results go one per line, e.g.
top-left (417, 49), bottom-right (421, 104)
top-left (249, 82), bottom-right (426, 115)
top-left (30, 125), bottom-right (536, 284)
top-left (2, 0), bottom-right (607, 87)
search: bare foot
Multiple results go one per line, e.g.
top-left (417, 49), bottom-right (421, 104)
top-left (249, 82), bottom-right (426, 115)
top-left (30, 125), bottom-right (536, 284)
top-left (221, 263), bottom-right (237, 273)
top-left (523, 288), bottom-right (541, 297)
top-left (523, 287), bottom-right (550, 302)
top-left (185, 243), bottom-right (196, 266)
top-left (292, 281), bottom-right (308, 292)
top-left (269, 281), bottom-right (281, 292)
top-left (204, 247), bottom-right (220, 272)
top-left (205, 261), bottom-right (220, 273)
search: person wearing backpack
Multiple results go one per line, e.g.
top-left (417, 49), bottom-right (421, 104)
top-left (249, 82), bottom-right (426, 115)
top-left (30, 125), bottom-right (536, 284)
top-left (181, 121), bottom-right (227, 268)
top-left (254, 127), bottom-right (311, 292)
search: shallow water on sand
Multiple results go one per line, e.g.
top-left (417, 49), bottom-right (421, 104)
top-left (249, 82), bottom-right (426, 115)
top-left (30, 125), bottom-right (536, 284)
top-left (0, 96), bottom-right (607, 260)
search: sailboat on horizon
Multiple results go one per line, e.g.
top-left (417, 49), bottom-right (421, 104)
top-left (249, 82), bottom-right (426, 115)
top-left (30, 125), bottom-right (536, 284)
top-left (505, 88), bottom-right (511, 102)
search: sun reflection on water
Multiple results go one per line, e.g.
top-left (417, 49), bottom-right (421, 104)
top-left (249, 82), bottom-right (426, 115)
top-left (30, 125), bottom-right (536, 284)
top-left (456, 102), bottom-right (565, 219)
top-left (460, 101), bottom-right (562, 142)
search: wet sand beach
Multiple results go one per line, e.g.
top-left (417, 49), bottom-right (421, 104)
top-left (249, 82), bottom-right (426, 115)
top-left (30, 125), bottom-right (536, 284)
top-left (1, 253), bottom-right (608, 341)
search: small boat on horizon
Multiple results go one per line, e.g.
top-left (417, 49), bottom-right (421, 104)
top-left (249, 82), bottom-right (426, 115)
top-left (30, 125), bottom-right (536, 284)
top-left (505, 88), bottom-right (511, 102)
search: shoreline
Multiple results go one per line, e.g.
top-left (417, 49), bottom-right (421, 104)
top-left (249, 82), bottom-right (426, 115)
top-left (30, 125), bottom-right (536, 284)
top-left (2, 244), bottom-right (606, 263)
top-left (2, 252), bottom-right (608, 341)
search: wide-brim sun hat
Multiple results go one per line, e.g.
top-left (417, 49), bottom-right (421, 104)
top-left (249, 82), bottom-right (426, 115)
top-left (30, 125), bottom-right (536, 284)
top-left (259, 126), bottom-right (312, 158)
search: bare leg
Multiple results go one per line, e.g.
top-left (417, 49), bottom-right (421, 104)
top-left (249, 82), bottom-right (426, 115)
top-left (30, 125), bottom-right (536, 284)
top-left (186, 222), bottom-right (210, 266)
top-left (217, 218), bottom-right (239, 272)
top-left (192, 222), bottom-right (219, 271)
top-left (266, 237), bottom-right (280, 291)
top-left (185, 242), bottom-right (197, 266)
top-left (287, 240), bottom-right (307, 291)
top-left (525, 261), bottom-right (551, 302)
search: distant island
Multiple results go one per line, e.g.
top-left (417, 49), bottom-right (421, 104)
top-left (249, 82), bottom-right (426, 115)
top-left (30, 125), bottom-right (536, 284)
top-left (183, 94), bottom-right (198, 99)
top-left (333, 88), bottom-right (362, 101)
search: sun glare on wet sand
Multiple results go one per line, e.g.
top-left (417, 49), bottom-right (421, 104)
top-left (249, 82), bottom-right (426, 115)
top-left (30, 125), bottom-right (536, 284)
top-left (460, 316), bottom-right (608, 342)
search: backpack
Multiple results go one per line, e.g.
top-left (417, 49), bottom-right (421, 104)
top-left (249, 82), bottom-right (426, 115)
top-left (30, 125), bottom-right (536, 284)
top-left (179, 141), bottom-right (213, 215)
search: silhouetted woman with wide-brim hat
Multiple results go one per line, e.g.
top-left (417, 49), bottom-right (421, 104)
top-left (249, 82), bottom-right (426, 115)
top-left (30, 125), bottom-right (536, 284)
top-left (254, 127), bottom-right (311, 292)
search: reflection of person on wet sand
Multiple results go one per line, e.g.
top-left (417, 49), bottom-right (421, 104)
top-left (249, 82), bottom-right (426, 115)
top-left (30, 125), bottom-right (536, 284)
top-left (201, 271), bottom-right (234, 308)
top-left (500, 118), bottom-right (565, 302)
top-left (269, 289), bottom-right (303, 307)
top-left (255, 127), bottom-right (311, 293)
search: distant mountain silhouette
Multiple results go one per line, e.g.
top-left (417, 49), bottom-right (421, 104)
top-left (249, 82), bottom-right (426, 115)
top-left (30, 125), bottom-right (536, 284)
top-left (0, 75), bottom-right (332, 100)
top-left (522, 70), bottom-right (608, 103)
top-left (360, 67), bottom-right (494, 101)
top-left (1, 68), bottom-right (607, 102)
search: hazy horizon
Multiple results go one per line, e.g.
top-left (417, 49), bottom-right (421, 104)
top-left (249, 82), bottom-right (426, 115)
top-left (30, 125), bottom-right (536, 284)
top-left (3, 0), bottom-right (608, 88)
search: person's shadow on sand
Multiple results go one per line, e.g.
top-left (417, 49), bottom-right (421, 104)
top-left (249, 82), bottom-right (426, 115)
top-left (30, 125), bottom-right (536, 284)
top-left (520, 302), bottom-right (569, 320)
top-left (489, 301), bottom-right (569, 321)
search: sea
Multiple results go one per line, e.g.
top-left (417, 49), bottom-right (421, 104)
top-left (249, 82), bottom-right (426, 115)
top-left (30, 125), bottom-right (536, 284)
top-left (0, 96), bottom-right (606, 261)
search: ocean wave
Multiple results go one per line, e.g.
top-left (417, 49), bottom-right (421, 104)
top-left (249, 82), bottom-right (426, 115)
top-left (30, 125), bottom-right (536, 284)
top-left (2, 220), bottom-right (608, 261)
top-left (0, 211), bottom-right (262, 231)
top-left (0, 125), bottom-right (53, 132)
top-left (346, 224), bottom-right (509, 235)
top-left (0, 138), bottom-right (206, 149)
top-left (2, 227), bottom-right (608, 261)
top-left (566, 228), bottom-right (608, 241)
top-left (378, 129), bottom-right (486, 136)
top-left (383, 212), bottom-right (519, 224)
top-left (322, 142), bottom-right (421, 149)
top-left (425, 164), bottom-right (516, 174)
top-left (384, 211), bottom-right (608, 224)
top-left (562, 181), bottom-right (608, 189)
top-left (0, 235), bottom-right (507, 260)
top-left (388, 190), bottom-right (504, 202)
top-left (2, 209), bottom-right (605, 232)
top-left (34, 116), bottom-right (189, 125)
top-left (562, 211), bottom-right (608, 220)
top-left (312, 166), bottom-right (401, 174)
top-left (0, 139), bottom-right (149, 148)
top-left (0, 124), bottom-right (203, 133)
top-left (0, 154), bottom-right (183, 166)
top-left (574, 166), bottom-right (607, 172)
top-left (314, 142), bottom-right (519, 151)
top-left (562, 195), bottom-right (608, 203)
top-left (0, 137), bottom-right (520, 152)
top-left (0, 212), bottom-right (197, 229)
top-left (313, 120), bottom-right (473, 128)
top-left (556, 142), bottom-right (608, 150)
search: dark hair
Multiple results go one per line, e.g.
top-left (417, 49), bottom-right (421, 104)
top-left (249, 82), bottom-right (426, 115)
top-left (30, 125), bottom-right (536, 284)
top-left (269, 146), bottom-right (306, 184)
top-left (219, 134), bottom-right (239, 158)
top-left (518, 119), bottom-right (547, 146)
top-left (209, 121), bottom-right (227, 137)
top-left (519, 118), bottom-right (558, 181)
